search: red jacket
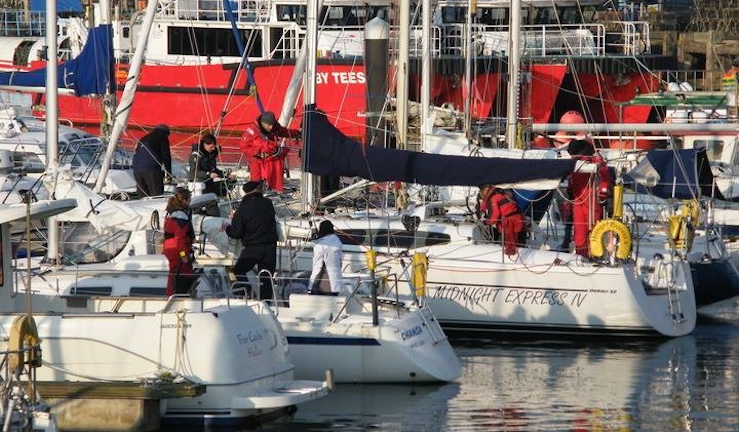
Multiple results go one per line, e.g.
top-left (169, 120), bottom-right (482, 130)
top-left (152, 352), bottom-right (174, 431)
top-left (482, 189), bottom-right (522, 228)
top-left (240, 121), bottom-right (299, 159)
top-left (568, 154), bottom-right (611, 203)
top-left (163, 210), bottom-right (195, 257)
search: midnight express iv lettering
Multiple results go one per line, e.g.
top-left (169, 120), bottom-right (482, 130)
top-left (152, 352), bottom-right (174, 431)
top-left (433, 285), bottom-right (587, 307)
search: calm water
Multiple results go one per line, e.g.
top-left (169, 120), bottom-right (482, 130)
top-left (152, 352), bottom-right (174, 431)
top-left (254, 307), bottom-right (739, 432)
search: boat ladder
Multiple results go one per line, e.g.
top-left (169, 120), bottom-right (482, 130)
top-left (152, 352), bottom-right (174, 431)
top-left (418, 306), bottom-right (448, 345)
top-left (652, 259), bottom-right (687, 324)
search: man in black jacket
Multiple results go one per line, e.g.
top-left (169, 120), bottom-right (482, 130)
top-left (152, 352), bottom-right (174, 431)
top-left (224, 180), bottom-right (278, 299)
top-left (132, 124), bottom-right (172, 197)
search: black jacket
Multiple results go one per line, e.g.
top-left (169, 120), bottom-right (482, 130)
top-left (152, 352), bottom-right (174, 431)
top-left (226, 193), bottom-right (278, 246)
top-left (132, 129), bottom-right (172, 174)
top-left (188, 143), bottom-right (223, 182)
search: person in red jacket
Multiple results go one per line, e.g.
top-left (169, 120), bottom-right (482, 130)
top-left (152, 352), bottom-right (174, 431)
top-left (239, 111), bottom-right (300, 193)
top-left (566, 139), bottom-right (612, 258)
top-left (162, 187), bottom-right (196, 296)
top-left (479, 185), bottom-right (526, 256)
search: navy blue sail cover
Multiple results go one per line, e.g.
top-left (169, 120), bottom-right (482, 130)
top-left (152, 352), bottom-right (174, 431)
top-left (304, 106), bottom-right (575, 186)
top-left (0, 25), bottom-right (114, 97)
top-left (623, 148), bottom-right (722, 200)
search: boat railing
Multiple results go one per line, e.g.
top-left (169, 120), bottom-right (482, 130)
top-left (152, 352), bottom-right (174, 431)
top-left (0, 10), bottom-right (46, 37)
top-left (399, 22), bottom-right (613, 59)
top-left (605, 20), bottom-right (651, 55)
top-left (165, 0), bottom-right (271, 23)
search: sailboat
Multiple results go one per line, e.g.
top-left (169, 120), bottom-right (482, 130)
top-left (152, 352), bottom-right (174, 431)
top-left (24, 1), bottom-right (463, 385)
top-left (0, 1), bottom-right (330, 427)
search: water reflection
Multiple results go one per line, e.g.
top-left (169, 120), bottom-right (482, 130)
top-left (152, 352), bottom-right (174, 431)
top-left (264, 383), bottom-right (460, 431)
top-left (220, 315), bottom-right (739, 431)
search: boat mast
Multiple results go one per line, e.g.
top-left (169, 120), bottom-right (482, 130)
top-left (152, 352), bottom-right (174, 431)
top-left (396, 0), bottom-right (410, 149)
top-left (301, 0), bottom-right (319, 213)
top-left (279, 1), bottom-right (324, 127)
top-left (505, 0), bottom-right (521, 149)
top-left (45, 0), bottom-right (59, 264)
top-left (464, 0), bottom-right (474, 139)
top-left (99, 0), bottom-right (115, 139)
top-left (420, 0), bottom-right (433, 140)
top-left (93, 0), bottom-right (158, 193)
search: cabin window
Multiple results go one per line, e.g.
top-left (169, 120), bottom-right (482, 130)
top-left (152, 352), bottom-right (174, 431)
top-left (335, 228), bottom-right (450, 249)
top-left (12, 152), bottom-right (44, 174)
top-left (168, 27), bottom-right (263, 57)
top-left (276, 5), bottom-right (306, 24)
top-left (62, 222), bottom-right (131, 265)
top-left (694, 139), bottom-right (725, 162)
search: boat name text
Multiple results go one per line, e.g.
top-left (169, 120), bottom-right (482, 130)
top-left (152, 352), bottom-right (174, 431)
top-left (432, 285), bottom-right (588, 308)
top-left (401, 325), bottom-right (423, 341)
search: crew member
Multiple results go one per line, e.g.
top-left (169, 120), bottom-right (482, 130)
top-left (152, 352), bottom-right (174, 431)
top-left (162, 187), bottom-right (196, 296)
top-left (567, 139), bottom-right (612, 257)
top-left (239, 111), bottom-right (300, 193)
top-left (480, 185), bottom-right (526, 256)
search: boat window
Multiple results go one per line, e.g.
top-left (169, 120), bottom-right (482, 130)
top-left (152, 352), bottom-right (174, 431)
top-left (439, 6), bottom-right (466, 24)
top-left (694, 139), bottom-right (725, 162)
top-left (168, 27), bottom-right (263, 58)
top-left (70, 286), bottom-right (113, 296)
top-left (336, 229), bottom-right (367, 246)
top-left (477, 8), bottom-right (507, 26)
top-left (276, 5), bottom-right (306, 24)
top-left (374, 230), bottom-right (450, 249)
top-left (12, 152), bottom-right (44, 173)
top-left (62, 222), bottom-right (131, 265)
top-left (130, 287), bottom-right (167, 296)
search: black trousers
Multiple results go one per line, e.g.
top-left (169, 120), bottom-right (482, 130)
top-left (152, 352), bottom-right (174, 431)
top-left (232, 243), bottom-right (277, 300)
top-left (134, 169), bottom-right (164, 197)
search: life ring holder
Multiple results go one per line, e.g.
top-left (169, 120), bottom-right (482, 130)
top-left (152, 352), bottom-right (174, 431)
top-left (7, 315), bottom-right (42, 373)
top-left (589, 219), bottom-right (632, 261)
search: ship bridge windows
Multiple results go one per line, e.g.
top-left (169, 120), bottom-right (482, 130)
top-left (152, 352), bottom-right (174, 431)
top-left (276, 4), bottom-right (387, 27)
top-left (168, 26), bottom-right (263, 58)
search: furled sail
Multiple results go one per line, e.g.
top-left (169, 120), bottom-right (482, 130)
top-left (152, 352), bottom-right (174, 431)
top-left (0, 24), bottom-right (113, 96)
top-left (304, 105), bottom-right (575, 187)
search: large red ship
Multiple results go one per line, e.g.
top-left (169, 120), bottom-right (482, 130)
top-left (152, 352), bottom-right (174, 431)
top-left (1, 0), bottom-right (675, 155)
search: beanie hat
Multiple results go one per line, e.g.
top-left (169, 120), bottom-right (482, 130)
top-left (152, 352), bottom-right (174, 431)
top-left (154, 124), bottom-right (170, 135)
top-left (260, 111), bottom-right (277, 126)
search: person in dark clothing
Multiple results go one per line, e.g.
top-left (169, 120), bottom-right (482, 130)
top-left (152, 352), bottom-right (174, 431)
top-left (132, 124), bottom-right (173, 197)
top-left (223, 180), bottom-right (278, 300)
top-left (163, 187), bottom-right (196, 296)
top-left (188, 132), bottom-right (225, 196)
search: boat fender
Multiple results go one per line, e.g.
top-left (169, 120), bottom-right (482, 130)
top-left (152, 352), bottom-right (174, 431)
top-left (589, 219), bottom-right (632, 260)
top-left (7, 315), bottom-right (42, 373)
top-left (412, 252), bottom-right (428, 297)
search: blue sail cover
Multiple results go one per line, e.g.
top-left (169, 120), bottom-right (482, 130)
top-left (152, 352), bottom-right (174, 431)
top-left (304, 107), bottom-right (575, 186)
top-left (623, 148), bottom-right (722, 200)
top-left (0, 24), bottom-right (113, 96)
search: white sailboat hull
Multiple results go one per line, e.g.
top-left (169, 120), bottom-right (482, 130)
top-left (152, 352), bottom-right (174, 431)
top-left (274, 218), bottom-right (697, 338)
top-left (278, 295), bottom-right (461, 383)
top-left (0, 296), bottom-right (329, 425)
top-left (417, 246), bottom-right (696, 337)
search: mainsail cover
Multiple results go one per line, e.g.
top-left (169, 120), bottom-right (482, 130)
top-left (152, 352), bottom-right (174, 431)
top-left (305, 106), bottom-right (575, 186)
top-left (623, 148), bottom-right (722, 200)
top-left (0, 24), bottom-right (114, 96)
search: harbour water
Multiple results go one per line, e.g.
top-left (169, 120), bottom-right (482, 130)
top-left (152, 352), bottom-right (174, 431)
top-left (255, 307), bottom-right (739, 432)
